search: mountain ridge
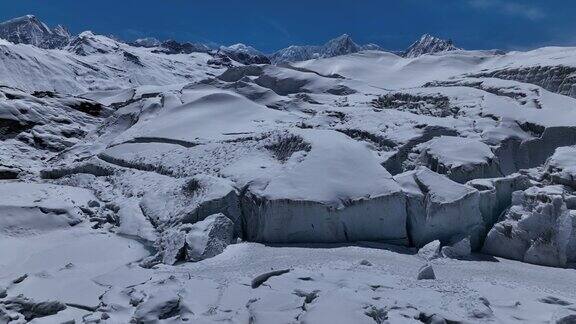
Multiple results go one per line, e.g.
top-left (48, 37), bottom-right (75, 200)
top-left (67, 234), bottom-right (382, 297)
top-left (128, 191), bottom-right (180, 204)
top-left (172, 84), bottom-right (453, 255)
top-left (0, 14), bottom-right (70, 49)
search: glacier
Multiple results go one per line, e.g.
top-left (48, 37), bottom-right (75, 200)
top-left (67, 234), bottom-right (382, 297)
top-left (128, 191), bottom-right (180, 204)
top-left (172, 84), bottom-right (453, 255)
top-left (1, 14), bottom-right (576, 323)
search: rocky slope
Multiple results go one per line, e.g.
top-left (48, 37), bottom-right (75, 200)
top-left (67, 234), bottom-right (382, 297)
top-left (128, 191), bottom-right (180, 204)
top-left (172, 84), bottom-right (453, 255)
top-left (1, 16), bottom-right (576, 323)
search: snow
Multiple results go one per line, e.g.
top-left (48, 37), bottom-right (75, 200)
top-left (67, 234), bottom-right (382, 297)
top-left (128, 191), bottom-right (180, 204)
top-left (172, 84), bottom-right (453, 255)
top-left (1, 16), bottom-right (576, 322)
top-left (241, 129), bottom-right (402, 204)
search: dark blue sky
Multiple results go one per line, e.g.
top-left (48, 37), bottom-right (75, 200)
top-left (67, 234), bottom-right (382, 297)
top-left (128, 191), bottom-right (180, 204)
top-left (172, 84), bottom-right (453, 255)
top-left (1, 0), bottom-right (573, 53)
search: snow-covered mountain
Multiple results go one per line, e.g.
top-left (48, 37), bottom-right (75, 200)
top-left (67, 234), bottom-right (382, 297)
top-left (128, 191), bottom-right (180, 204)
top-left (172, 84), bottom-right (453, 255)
top-left (403, 33), bottom-right (460, 58)
top-left (219, 43), bottom-right (271, 65)
top-left (130, 37), bottom-right (161, 48)
top-left (270, 34), bottom-right (382, 64)
top-left (2, 14), bottom-right (576, 323)
top-left (0, 14), bottom-right (70, 49)
top-left (154, 39), bottom-right (211, 54)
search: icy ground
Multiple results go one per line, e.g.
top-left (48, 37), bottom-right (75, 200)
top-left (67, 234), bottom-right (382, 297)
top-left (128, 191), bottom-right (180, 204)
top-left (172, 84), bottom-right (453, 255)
top-left (1, 24), bottom-right (576, 323)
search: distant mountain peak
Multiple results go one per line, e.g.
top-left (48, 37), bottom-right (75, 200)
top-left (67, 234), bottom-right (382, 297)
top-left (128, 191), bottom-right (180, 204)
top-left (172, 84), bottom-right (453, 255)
top-left (403, 34), bottom-right (460, 58)
top-left (220, 43), bottom-right (270, 65)
top-left (270, 34), bottom-right (380, 64)
top-left (131, 37), bottom-right (161, 48)
top-left (0, 14), bottom-right (71, 49)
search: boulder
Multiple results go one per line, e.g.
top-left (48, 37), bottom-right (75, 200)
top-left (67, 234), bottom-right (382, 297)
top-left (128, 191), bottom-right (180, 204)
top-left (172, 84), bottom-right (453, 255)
top-left (394, 167), bottom-right (484, 249)
top-left (132, 288), bottom-right (183, 323)
top-left (441, 237), bottom-right (472, 259)
top-left (160, 214), bottom-right (235, 265)
top-left (417, 264), bottom-right (436, 280)
top-left (185, 213), bottom-right (235, 262)
top-left (417, 240), bottom-right (442, 261)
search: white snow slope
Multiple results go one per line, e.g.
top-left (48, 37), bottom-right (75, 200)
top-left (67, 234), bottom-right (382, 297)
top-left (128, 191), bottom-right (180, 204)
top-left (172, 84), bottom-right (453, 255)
top-left (2, 21), bottom-right (576, 323)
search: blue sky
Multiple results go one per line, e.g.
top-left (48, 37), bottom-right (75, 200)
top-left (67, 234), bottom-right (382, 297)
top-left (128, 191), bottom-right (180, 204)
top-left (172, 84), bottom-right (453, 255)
top-left (0, 0), bottom-right (573, 53)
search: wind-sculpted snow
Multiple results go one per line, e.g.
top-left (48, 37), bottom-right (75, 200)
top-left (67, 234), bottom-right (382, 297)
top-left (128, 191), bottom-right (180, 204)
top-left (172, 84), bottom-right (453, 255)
top-left (2, 25), bottom-right (576, 322)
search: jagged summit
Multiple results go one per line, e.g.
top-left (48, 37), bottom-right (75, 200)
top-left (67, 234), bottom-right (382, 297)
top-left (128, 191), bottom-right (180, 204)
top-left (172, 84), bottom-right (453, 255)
top-left (321, 34), bottom-right (361, 57)
top-left (403, 34), bottom-right (460, 58)
top-left (270, 34), bottom-right (381, 64)
top-left (220, 43), bottom-right (271, 65)
top-left (0, 14), bottom-right (70, 49)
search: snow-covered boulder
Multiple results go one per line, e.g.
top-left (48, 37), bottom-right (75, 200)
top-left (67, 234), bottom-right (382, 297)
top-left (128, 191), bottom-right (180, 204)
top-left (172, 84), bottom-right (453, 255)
top-left (417, 264), bottom-right (436, 280)
top-left (545, 145), bottom-right (576, 189)
top-left (417, 240), bottom-right (442, 260)
top-left (132, 286), bottom-right (184, 322)
top-left (185, 214), bottom-right (235, 262)
top-left (394, 167), bottom-right (484, 249)
top-left (160, 214), bottom-right (235, 265)
top-left (416, 136), bottom-right (502, 183)
top-left (482, 187), bottom-right (575, 267)
top-left (441, 237), bottom-right (472, 259)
